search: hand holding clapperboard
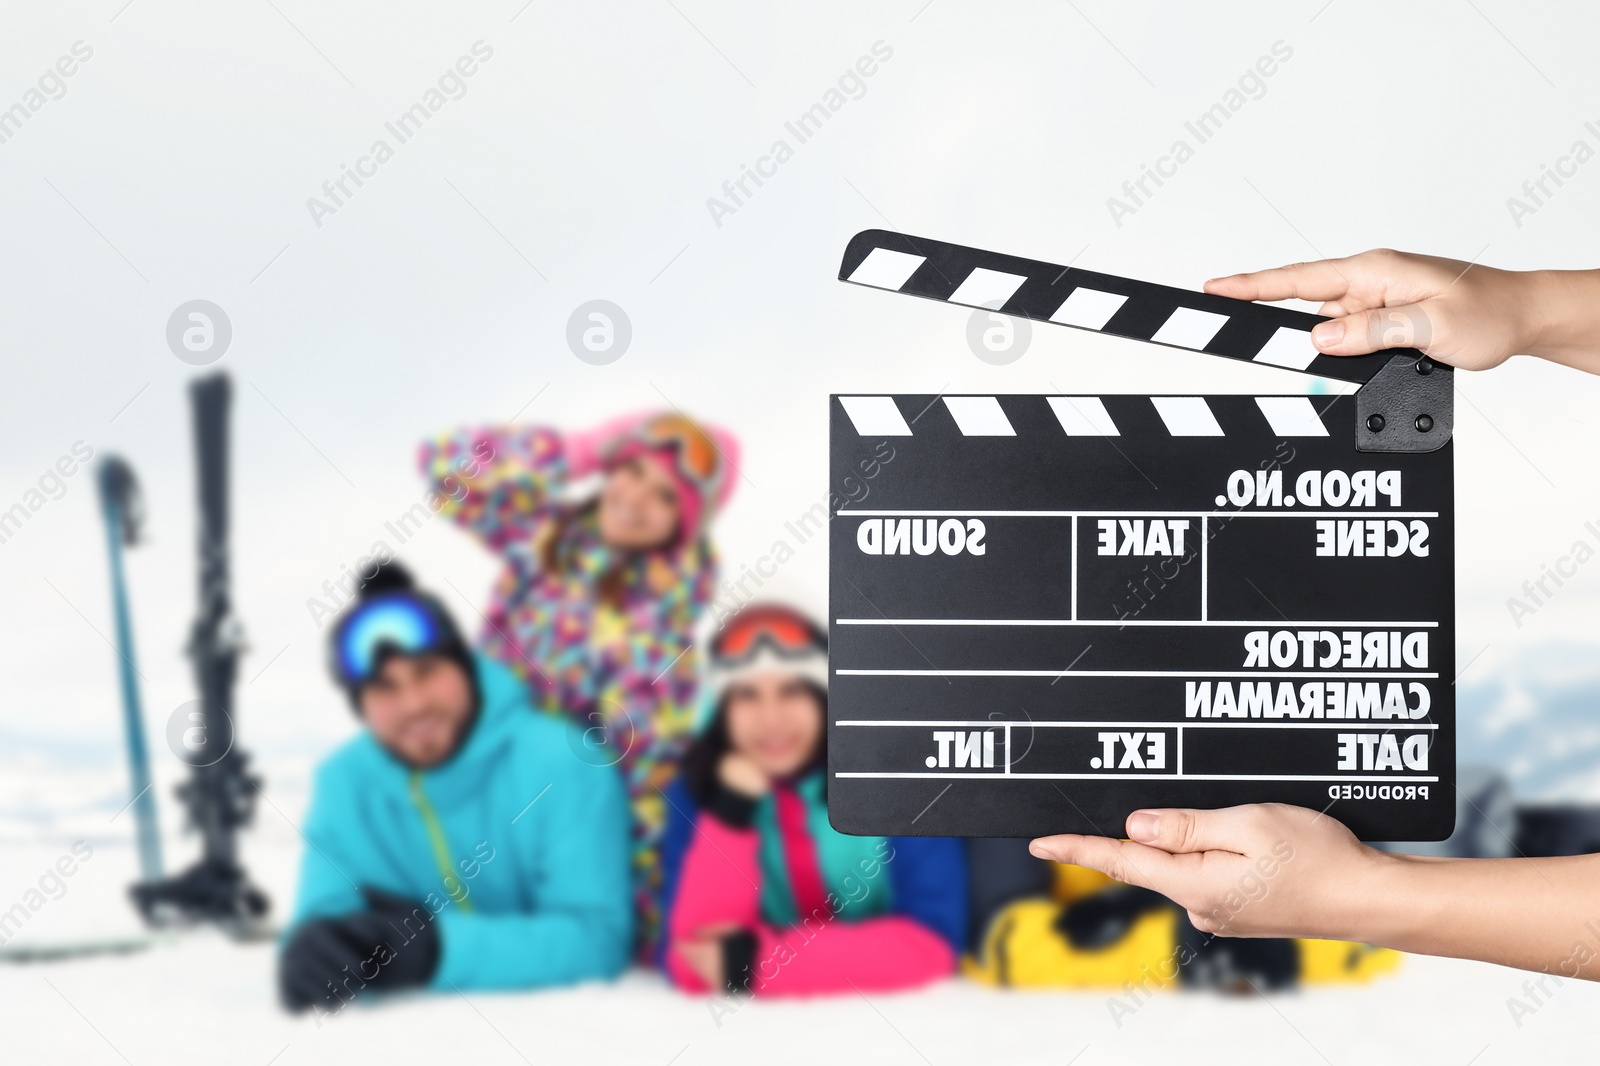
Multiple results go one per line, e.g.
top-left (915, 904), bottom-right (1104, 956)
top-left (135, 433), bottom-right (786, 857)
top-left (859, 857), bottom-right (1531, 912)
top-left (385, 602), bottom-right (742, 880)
top-left (828, 230), bottom-right (1456, 842)
top-left (830, 234), bottom-right (1600, 982)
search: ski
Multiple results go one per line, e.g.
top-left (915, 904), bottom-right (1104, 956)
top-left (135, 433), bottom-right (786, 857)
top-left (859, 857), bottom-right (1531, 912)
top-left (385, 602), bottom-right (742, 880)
top-left (130, 373), bottom-right (270, 932)
top-left (95, 457), bottom-right (164, 886)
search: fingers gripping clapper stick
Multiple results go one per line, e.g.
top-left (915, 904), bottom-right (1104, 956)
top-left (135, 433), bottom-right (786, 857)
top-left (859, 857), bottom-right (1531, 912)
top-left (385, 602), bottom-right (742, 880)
top-left (838, 230), bottom-right (1452, 454)
top-left (828, 232), bottom-right (1456, 841)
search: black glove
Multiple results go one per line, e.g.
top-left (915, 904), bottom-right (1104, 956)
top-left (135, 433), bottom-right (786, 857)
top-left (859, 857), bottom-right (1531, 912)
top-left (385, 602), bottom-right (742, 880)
top-left (1052, 888), bottom-right (1300, 990)
top-left (1174, 910), bottom-right (1299, 992)
top-left (704, 779), bottom-right (759, 829)
top-left (719, 928), bottom-right (758, 993)
top-left (278, 888), bottom-right (441, 1012)
top-left (1053, 886), bottom-right (1172, 950)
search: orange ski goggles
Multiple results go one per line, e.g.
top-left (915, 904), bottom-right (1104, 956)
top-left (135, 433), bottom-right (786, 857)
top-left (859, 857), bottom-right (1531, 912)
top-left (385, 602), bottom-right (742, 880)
top-left (637, 413), bottom-right (721, 491)
top-left (712, 606), bottom-right (827, 666)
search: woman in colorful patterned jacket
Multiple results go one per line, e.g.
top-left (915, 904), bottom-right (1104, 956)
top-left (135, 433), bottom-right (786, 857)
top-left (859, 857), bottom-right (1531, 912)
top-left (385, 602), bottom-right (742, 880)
top-left (419, 410), bottom-right (736, 953)
top-left (658, 605), bottom-right (966, 996)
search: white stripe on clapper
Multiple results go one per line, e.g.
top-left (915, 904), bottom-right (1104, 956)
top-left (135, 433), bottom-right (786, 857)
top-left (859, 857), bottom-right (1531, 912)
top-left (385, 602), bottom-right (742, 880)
top-left (846, 248), bottom-right (926, 290)
top-left (1047, 396), bottom-right (1120, 436)
top-left (1151, 396), bottom-right (1224, 436)
top-left (1255, 396), bottom-right (1329, 437)
top-left (838, 396), bottom-right (913, 436)
top-left (942, 396), bottom-right (1015, 436)
top-left (1050, 288), bottom-right (1127, 329)
top-left (1253, 326), bottom-right (1320, 371)
top-left (1151, 307), bottom-right (1229, 350)
top-left (947, 267), bottom-right (1028, 309)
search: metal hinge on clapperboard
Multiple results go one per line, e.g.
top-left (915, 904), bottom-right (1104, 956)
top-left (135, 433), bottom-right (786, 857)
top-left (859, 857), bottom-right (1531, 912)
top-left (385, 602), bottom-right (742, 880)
top-left (837, 230), bottom-right (1451, 452)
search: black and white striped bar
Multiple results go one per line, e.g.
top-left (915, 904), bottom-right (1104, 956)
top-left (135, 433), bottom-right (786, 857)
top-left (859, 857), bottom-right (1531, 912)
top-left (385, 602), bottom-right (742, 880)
top-left (837, 394), bottom-right (1333, 439)
top-left (839, 229), bottom-right (1391, 386)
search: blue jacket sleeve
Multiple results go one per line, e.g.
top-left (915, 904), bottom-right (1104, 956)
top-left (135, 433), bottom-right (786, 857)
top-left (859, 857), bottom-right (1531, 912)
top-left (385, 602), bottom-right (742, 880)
top-left (430, 749), bottom-right (634, 990)
top-left (286, 760), bottom-right (367, 930)
top-left (886, 836), bottom-right (968, 953)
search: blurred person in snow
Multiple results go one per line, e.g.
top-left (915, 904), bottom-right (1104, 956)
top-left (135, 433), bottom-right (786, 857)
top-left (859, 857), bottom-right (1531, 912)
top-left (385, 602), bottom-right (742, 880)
top-left (658, 604), bottom-right (966, 997)
top-left (419, 410), bottom-right (736, 953)
top-left (278, 564), bottom-right (631, 1014)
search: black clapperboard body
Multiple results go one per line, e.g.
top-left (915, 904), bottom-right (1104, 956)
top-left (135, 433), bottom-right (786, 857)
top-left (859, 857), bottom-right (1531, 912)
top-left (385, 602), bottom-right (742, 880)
top-left (830, 231), bottom-right (1455, 841)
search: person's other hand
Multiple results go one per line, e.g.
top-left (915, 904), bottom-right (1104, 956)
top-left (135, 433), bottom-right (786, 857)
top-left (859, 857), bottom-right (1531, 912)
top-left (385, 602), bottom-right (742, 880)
top-left (673, 936), bottom-right (725, 989)
top-left (1029, 804), bottom-right (1390, 940)
top-left (718, 753), bottom-right (771, 798)
top-left (278, 888), bottom-right (439, 1012)
top-left (1205, 249), bottom-right (1538, 371)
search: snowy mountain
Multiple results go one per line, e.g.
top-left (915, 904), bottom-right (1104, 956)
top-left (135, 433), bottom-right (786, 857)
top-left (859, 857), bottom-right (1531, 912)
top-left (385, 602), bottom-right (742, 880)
top-left (1457, 642), bottom-right (1600, 803)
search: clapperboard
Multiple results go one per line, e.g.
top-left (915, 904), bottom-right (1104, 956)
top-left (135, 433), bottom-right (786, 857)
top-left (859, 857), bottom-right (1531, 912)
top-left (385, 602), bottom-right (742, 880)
top-left (829, 230), bottom-right (1455, 841)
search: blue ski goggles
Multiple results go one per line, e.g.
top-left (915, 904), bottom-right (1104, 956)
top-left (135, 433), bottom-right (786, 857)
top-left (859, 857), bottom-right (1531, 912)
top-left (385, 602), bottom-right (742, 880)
top-left (329, 593), bottom-right (456, 689)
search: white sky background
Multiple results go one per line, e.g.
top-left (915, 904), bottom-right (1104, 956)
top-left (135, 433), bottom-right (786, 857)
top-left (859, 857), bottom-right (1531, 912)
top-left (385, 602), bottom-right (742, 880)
top-left (3, 0), bottom-right (1600, 846)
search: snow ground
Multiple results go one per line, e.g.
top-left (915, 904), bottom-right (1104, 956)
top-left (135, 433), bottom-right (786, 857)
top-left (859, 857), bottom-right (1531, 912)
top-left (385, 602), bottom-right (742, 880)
top-left (6, 934), bottom-right (1597, 1065)
top-left (3, 839), bottom-right (1597, 1065)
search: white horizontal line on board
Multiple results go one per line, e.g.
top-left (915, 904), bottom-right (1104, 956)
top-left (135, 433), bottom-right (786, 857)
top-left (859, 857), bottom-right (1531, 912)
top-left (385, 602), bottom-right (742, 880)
top-left (835, 618), bottom-right (1441, 628)
top-left (834, 720), bottom-right (1441, 730)
top-left (834, 772), bottom-right (1441, 782)
top-left (835, 669), bottom-right (1441, 678)
top-left (836, 509), bottom-right (1441, 519)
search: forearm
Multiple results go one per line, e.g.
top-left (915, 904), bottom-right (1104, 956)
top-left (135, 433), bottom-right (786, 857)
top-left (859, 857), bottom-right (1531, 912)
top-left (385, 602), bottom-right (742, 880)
top-left (749, 917), bottom-right (955, 995)
top-left (432, 905), bottom-right (630, 990)
top-left (1519, 268), bottom-right (1600, 373)
top-left (665, 815), bottom-right (763, 938)
top-left (1338, 852), bottom-right (1600, 979)
top-left (417, 425), bottom-right (566, 546)
top-left (287, 791), bottom-right (364, 929)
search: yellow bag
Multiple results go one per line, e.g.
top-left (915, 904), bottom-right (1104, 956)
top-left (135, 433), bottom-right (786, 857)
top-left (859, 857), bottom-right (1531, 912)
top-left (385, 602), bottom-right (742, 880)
top-left (964, 864), bottom-right (1399, 989)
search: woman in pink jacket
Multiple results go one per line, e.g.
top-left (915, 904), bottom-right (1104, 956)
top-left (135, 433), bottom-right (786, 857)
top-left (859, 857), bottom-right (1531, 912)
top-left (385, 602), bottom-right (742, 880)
top-left (420, 411), bottom-right (736, 952)
top-left (657, 605), bottom-right (967, 996)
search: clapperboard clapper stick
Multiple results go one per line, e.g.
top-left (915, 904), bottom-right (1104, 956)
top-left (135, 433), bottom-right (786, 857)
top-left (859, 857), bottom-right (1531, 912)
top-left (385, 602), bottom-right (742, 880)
top-left (829, 230), bottom-right (1455, 840)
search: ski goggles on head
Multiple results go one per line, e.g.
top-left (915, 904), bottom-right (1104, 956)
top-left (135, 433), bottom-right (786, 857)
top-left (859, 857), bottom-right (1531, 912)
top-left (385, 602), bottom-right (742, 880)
top-left (708, 606), bottom-right (829, 706)
top-left (711, 606), bottom-right (827, 667)
top-left (329, 592), bottom-right (455, 689)
top-left (632, 414), bottom-right (721, 493)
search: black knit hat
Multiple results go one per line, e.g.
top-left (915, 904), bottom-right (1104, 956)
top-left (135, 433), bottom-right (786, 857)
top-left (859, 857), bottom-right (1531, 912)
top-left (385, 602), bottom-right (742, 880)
top-left (328, 561), bottom-right (476, 710)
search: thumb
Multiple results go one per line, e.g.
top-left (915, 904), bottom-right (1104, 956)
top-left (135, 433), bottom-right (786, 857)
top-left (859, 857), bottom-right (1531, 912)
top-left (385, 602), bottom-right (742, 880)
top-left (1126, 807), bottom-right (1261, 855)
top-left (1311, 302), bottom-right (1436, 357)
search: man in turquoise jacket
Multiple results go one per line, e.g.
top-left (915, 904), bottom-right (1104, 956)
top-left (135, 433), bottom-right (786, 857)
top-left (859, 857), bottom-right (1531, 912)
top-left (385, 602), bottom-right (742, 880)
top-left (280, 564), bottom-right (632, 1014)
